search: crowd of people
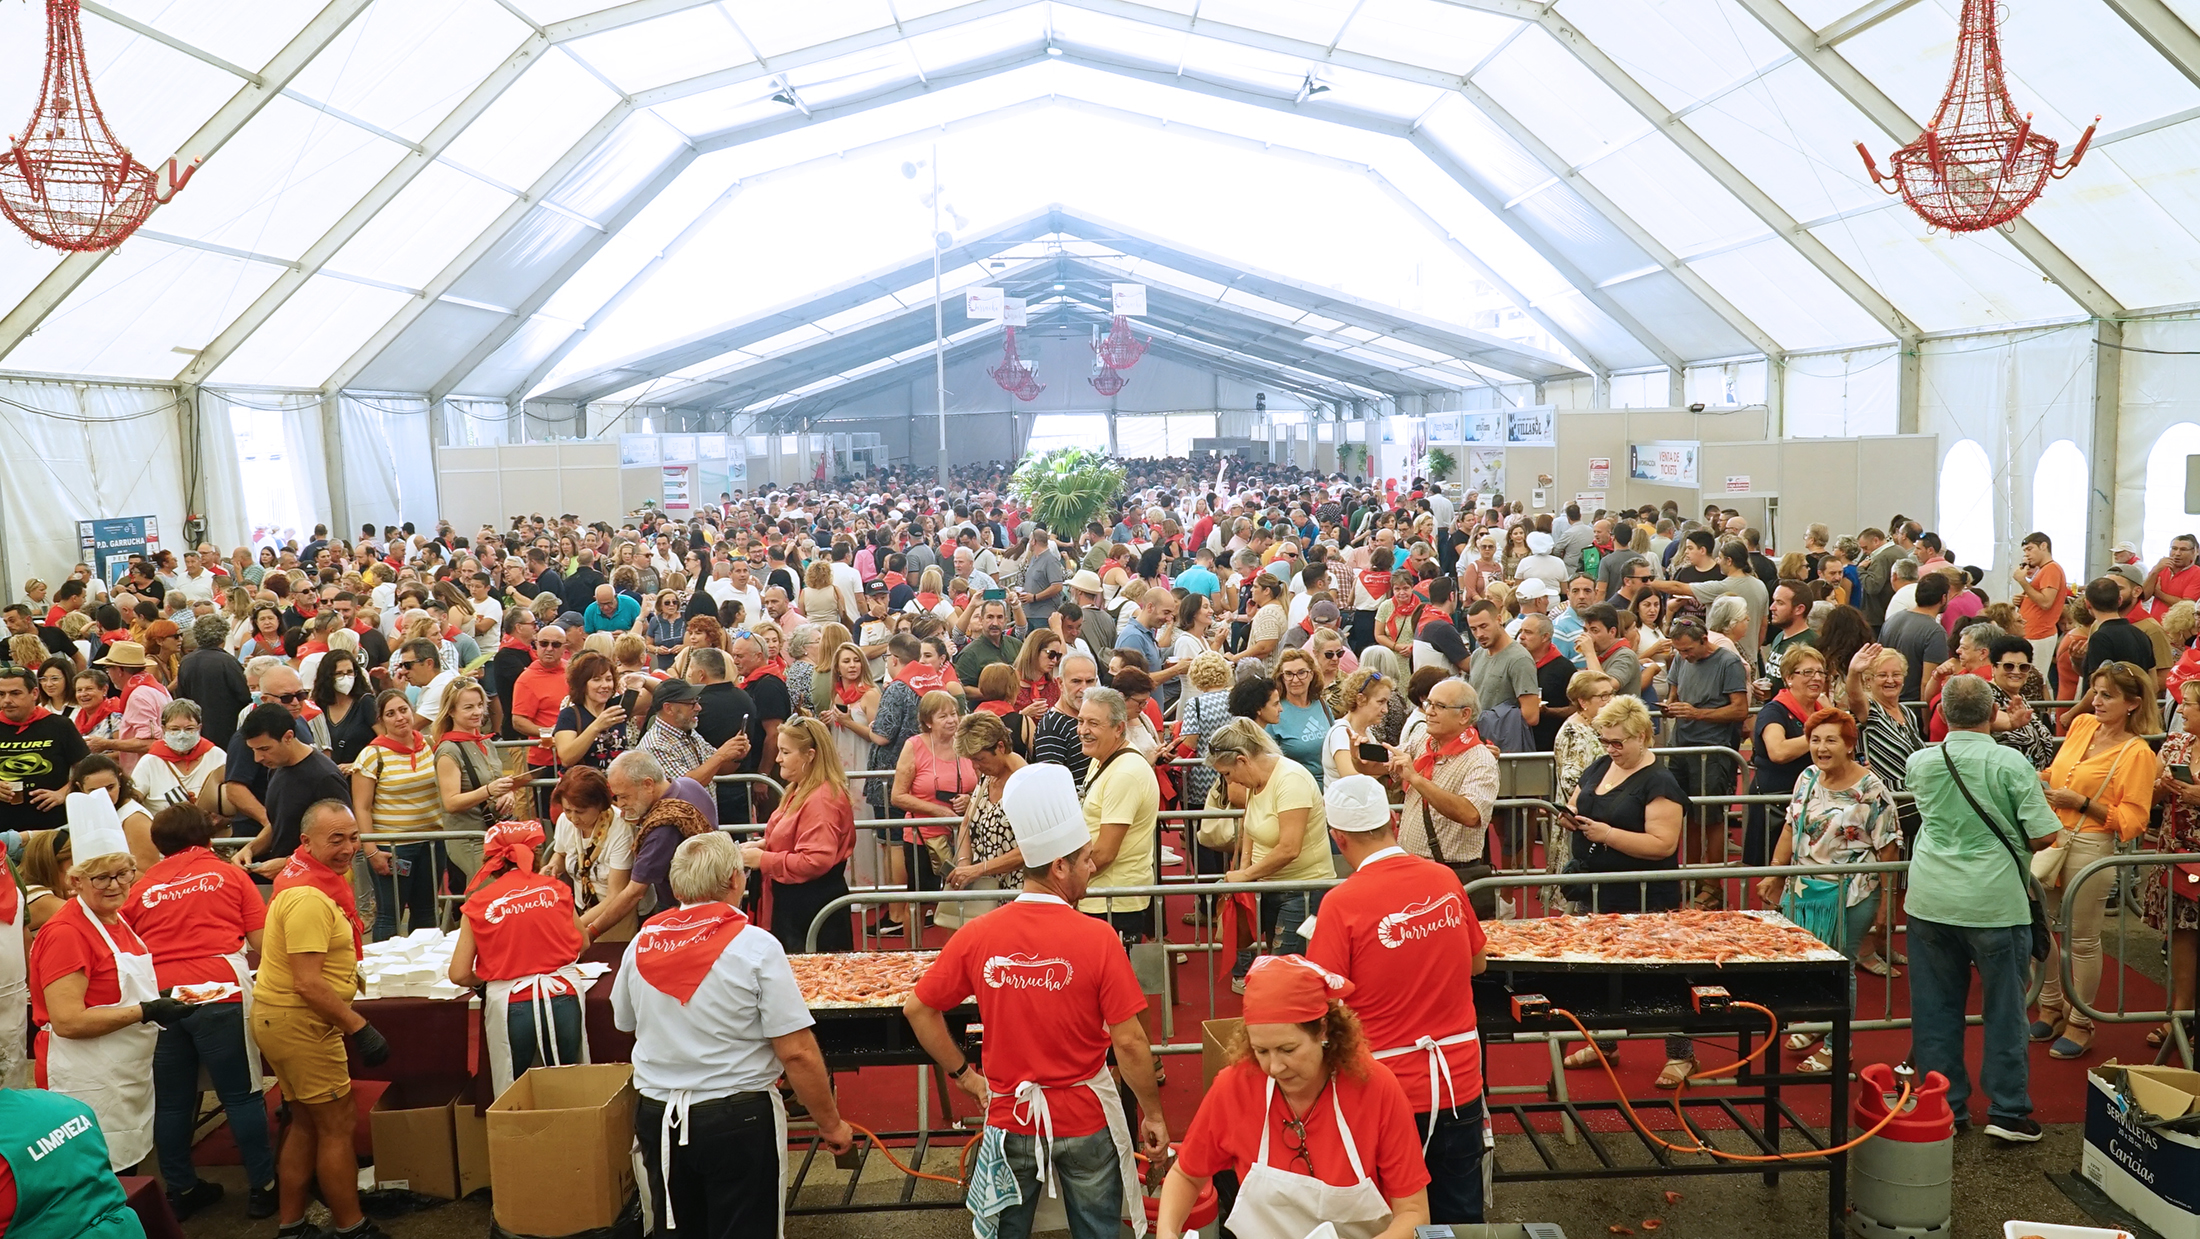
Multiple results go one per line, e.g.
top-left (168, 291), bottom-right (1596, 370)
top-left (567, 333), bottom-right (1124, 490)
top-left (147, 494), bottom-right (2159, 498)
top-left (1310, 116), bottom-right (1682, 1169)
top-left (0, 449), bottom-right (2189, 1237)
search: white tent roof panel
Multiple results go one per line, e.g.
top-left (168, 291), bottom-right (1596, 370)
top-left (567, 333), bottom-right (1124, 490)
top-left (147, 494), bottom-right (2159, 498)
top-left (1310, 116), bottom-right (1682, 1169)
top-left (1811, 208), bottom-right (2082, 331)
top-left (2026, 122), bottom-right (2200, 309)
top-left (325, 162), bottom-right (515, 288)
top-left (207, 274), bottom-right (410, 387)
top-left (440, 52), bottom-right (621, 193)
top-left (565, 9), bottom-right (759, 94)
top-left (1689, 237), bottom-right (1894, 349)
top-left (8, 240), bottom-right (280, 378)
top-left (727, 0), bottom-right (904, 58)
top-left (440, 209), bottom-right (597, 317)
top-left (99, 0), bottom-right (317, 69)
top-left (1336, 0), bottom-right (1519, 76)
top-left (1683, 63), bottom-right (1894, 224)
top-left (286, 0), bottom-right (525, 143)
top-left (545, 113), bottom-right (693, 224)
top-left (350, 299), bottom-right (511, 392)
top-left (1561, 0), bottom-right (1795, 115)
top-left (1476, 26), bottom-right (1654, 172)
top-left (453, 315), bottom-right (576, 397)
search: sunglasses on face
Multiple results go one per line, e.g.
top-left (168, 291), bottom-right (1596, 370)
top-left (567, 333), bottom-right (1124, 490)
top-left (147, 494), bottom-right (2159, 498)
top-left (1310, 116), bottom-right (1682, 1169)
top-left (1997, 660), bottom-right (2029, 671)
top-left (267, 690), bottom-right (310, 704)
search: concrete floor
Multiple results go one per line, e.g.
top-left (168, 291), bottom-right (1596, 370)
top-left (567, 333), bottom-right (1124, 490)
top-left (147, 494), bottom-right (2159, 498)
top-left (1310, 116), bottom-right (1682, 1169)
top-left (175, 1119), bottom-right (2106, 1239)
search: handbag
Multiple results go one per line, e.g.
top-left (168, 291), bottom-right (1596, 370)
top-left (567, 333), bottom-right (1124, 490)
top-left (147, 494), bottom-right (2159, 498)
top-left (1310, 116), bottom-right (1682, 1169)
top-left (1423, 798), bottom-right (1499, 921)
top-left (453, 740), bottom-right (500, 832)
top-left (1780, 876), bottom-right (1846, 949)
top-left (1939, 745), bottom-right (2052, 962)
top-left (2033, 735), bottom-right (2140, 887)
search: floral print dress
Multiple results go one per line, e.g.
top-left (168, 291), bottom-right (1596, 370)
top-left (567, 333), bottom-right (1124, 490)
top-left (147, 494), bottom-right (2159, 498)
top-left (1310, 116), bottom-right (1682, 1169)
top-left (2144, 730), bottom-right (2200, 934)
top-left (1782, 766), bottom-right (1901, 906)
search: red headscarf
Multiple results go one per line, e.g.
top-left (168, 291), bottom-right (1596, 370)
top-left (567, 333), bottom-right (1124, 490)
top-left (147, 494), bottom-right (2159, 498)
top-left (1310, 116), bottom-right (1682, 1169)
top-left (1241, 955), bottom-right (1355, 1024)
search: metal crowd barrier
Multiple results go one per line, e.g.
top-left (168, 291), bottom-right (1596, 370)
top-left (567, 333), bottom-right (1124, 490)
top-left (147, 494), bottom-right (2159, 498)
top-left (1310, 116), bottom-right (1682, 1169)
top-left (2058, 850), bottom-right (2200, 1068)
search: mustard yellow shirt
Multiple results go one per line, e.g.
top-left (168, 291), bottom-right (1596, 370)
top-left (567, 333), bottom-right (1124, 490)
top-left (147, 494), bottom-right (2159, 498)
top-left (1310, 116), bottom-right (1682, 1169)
top-left (2043, 711), bottom-right (2158, 840)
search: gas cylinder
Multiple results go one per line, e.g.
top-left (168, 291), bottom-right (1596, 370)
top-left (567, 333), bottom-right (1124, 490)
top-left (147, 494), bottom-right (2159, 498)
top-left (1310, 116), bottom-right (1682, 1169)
top-left (1849, 1062), bottom-right (1954, 1238)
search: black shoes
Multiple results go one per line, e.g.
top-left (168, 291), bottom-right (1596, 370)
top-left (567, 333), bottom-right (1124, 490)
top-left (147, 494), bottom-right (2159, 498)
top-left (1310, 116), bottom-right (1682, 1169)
top-left (167, 1180), bottom-right (222, 1221)
top-left (1984, 1116), bottom-right (2043, 1143)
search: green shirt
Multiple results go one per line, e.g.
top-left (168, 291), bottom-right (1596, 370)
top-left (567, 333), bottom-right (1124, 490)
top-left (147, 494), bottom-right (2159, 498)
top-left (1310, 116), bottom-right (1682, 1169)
top-left (953, 632), bottom-right (1022, 688)
top-left (1902, 732), bottom-right (2061, 928)
top-left (1764, 625), bottom-right (1816, 688)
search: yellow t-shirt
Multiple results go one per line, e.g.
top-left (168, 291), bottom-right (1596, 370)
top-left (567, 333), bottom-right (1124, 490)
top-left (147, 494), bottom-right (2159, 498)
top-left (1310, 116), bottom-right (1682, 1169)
top-left (1081, 749), bottom-right (1158, 914)
top-left (1246, 759), bottom-right (1335, 884)
top-left (253, 887), bottom-right (360, 1010)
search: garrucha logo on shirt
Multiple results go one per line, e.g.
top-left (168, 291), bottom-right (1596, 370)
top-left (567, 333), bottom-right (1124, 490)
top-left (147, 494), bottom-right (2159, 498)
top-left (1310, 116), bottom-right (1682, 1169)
top-left (981, 953), bottom-right (1074, 991)
top-left (483, 885), bottom-right (562, 925)
top-left (1377, 893), bottom-right (1465, 949)
top-left (137, 873), bottom-right (226, 908)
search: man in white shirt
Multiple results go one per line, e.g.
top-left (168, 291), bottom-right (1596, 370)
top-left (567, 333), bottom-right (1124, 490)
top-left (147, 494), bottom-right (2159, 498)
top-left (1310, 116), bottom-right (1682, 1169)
top-left (707, 556), bottom-right (764, 623)
top-left (827, 545), bottom-right (863, 618)
top-left (172, 550), bottom-right (218, 607)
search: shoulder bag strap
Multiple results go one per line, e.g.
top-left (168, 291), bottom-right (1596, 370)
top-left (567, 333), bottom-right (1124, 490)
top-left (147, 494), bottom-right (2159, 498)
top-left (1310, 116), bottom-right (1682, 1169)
top-left (1939, 744), bottom-right (2035, 893)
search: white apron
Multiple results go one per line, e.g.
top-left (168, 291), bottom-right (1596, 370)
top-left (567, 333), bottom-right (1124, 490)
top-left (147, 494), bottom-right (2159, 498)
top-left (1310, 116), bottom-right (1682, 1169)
top-left (482, 966), bottom-right (592, 1099)
top-left (638, 1085), bottom-right (788, 1237)
top-left (1370, 1028), bottom-right (1479, 1153)
top-left (221, 950), bottom-right (263, 1086)
top-left (1226, 1077), bottom-right (1390, 1239)
top-left (0, 894), bottom-right (26, 1089)
top-left (45, 900), bottom-right (159, 1170)
top-left (987, 1064), bottom-right (1145, 1238)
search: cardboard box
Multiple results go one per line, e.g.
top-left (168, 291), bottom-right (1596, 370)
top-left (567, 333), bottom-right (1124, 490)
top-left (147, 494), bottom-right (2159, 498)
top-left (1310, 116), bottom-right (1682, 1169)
top-left (2081, 1064), bottom-right (2200, 1239)
top-left (454, 1100), bottom-right (491, 1199)
top-left (1202, 1018), bottom-right (1242, 1088)
top-left (487, 1064), bottom-right (636, 1237)
top-left (371, 1082), bottom-right (470, 1199)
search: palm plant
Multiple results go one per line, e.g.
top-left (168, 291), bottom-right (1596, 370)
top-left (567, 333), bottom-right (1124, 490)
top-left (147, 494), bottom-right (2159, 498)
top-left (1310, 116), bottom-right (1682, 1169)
top-left (1426, 447), bottom-right (1458, 482)
top-left (1010, 446), bottom-right (1126, 536)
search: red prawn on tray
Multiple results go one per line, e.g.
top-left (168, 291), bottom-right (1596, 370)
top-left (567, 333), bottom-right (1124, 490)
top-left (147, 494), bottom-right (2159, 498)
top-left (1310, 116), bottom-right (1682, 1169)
top-left (1483, 910), bottom-right (1837, 966)
top-left (788, 951), bottom-right (939, 1008)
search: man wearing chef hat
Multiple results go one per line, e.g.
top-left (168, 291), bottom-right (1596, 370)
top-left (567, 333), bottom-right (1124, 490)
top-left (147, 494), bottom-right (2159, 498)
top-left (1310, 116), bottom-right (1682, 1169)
top-left (904, 762), bottom-right (1169, 1239)
top-left (28, 791), bottom-right (197, 1175)
top-left (1307, 775), bottom-right (1489, 1223)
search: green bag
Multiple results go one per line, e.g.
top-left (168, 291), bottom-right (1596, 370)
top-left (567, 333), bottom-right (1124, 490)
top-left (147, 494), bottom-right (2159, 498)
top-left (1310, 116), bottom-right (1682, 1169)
top-left (1780, 876), bottom-right (1845, 950)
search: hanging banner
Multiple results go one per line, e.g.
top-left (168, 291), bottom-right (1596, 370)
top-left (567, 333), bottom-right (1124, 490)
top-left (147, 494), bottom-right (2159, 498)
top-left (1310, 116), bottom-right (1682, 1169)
top-left (1627, 440), bottom-right (1700, 487)
top-left (661, 466), bottom-right (691, 514)
top-left (1111, 283), bottom-right (1146, 316)
top-left (1507, 405), bottom-right (1555, 446)
top-left (1002, 296), bottom-right (1027, 327)
top-left (1588, 457), bottom-right (1611, 488)
top-left (1467, 448), bottom-right (1506, 497)
top-left (1425, 413), bottom-right (1462, 444)
top-left (966, 286), bottom-right (1004, 318)
top-left (662, 434), bottom-right (697, 463)
top-left (1464, 412), bottom-right (1505, 445)
top-left (619, 434), bottom-right (660, 466)
top-left (78, 516), bottom-right (160, 586)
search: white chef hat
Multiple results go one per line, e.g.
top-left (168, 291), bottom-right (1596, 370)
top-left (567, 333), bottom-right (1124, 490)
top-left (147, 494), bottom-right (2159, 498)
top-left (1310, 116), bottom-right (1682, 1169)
top-left (64, 791), bottom-right (131, 866)
top-left (1527, 531), bottom-right (1555, 555)
top-left (1324, 775), bottom-right (1394, 833)
top-left (1001, 763), bottom-right (1089, 869)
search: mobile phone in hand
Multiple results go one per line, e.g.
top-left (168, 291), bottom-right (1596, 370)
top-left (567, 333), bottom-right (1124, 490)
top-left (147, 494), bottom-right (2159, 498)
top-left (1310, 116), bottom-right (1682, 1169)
top-left (620, 689), bottom-right (639, 716)
top-left (2176, 763), bottom-right (2193, 784)
top-left (1356, 741), bottom-right (1389, 763)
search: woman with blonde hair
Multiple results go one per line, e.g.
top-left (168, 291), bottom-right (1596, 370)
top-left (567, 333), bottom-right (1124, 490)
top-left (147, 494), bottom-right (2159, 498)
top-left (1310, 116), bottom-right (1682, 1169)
top-left (739, 716), bottom-right (856, 952)
top-left (1208, 718), bottom-right (1333, 990)
top-left (2032, 660), bottom-right (2161, 1059)
top-left (1175, 651), bottom-right (1237, 815)
top-left (800, 560), bottom-right (844, 629)
top-left (1321, 669), bottom-right (1392, 787)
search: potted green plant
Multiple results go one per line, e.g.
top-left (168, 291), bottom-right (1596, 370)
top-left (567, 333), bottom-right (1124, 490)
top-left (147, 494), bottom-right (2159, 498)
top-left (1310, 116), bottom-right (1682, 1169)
top-left (1425, 447), bottom-right (1458, 483)
top-left (1338, 442), bottom-right (1366, 475)
top-left (1009, 446), bottom-right (1127, 536)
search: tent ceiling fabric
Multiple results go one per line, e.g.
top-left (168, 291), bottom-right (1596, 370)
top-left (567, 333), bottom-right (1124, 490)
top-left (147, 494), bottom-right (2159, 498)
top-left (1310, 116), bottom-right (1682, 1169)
top-left (0, 0), bottom-right (2180, 400)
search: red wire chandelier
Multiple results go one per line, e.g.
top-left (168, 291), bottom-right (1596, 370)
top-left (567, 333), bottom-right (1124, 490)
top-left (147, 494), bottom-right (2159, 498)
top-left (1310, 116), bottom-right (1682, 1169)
top-left (989, 326), bottom-right (1044, 400)
top-left (1855, 0), bottom-right (2094, 233)
top-left (1088, 366), bottom-right (1127, 397)
top-left (0, 0), bottom-right (196, 252)
top-left (1092, 315), bottom-right (1149, 371)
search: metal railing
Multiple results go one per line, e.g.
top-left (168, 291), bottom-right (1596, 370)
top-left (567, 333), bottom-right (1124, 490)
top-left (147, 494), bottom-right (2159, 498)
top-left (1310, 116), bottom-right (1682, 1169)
top-left (2058, 850), bottom-right (2200, 1067)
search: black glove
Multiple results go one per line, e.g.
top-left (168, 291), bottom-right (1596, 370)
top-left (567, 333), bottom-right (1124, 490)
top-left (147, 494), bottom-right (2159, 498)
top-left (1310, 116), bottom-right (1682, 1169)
top-left (350, 1021), bottom-right (391, 1067)
top-left (139, 998), bottom-right (195, 1026)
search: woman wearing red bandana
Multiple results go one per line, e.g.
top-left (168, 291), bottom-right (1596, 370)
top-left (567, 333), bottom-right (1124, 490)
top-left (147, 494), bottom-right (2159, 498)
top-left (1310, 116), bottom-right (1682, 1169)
top-left (448, 820), bottom-right (588, 1096)
top-left (1158, 956), bottom-right (1430, 1239)
top-left (611, 832), bottom-right (852, 1239)
top-left (1744, 644), bottom-right (1828, 869)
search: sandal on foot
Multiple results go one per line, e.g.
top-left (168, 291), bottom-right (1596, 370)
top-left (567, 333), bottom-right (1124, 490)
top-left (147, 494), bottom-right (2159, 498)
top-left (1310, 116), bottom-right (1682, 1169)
top-left (1563, 1044), bottom-right (1607, 1070)
top-left (2050, 1024), bottom-right (2095, 1060)
top-left (1796, 1046), bottom-right (1834, 1074)
top-left (1856, 954), bottom-right (1899, 978)
top-left (1655, 1059), bottom-right (1696, 1090)
top-left (1784, 1032), bottom-right (1818, 1052)
top-left (2148, 1021), bottom-right (2187, 1049)
top-left (2028, 1006), bottom-right (2066, 1043)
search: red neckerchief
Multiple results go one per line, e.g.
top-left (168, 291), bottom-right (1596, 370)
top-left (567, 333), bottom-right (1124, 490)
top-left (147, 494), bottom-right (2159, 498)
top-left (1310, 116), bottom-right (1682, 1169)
top-left (274, 849), bottom-right (364, 956)
top-left (71, 701), bottom-right (115, 735)
top-left (118, 672), bottom-right (163, 716)
top-left (739, 656), bottom-right (786, 690)
top-left (439, 729), bottom-right (491, 750)
top-left (499, 634), bottom-right (532, 653)
top-left (1415, 610), bottom-right (1453, 640)
top-left (897, 660), bottom-right (958, 696)
top-left (632, 901), bottom-right (751, 1004)
top-left (369, 732), bottom-right (429, 774)
top-left (884, 571), bottom-right (906, 589)
top-left (0, 707), bottom-right (52, 737)
top-left (1415, 727), bottom-right (1480, 779)
top-left (1358, 569), bottom-right (1392, 601)
top-left (1771, 689), bottom-right (1810, 725)
top-left (146, 737), bottom-right (216, 764)
top-left (99, 629), bottom-right (129, 644)
top-left (833, 678), bottom-right (870, 706)
top-left (1531, 641), bottom-right (1563, 669)
top-left (253, 633), bottom-right (288, 656)
top-left (1379, 598), bottom-right (1421, 643)
top-left (914, 591), bottom-right (941, 611)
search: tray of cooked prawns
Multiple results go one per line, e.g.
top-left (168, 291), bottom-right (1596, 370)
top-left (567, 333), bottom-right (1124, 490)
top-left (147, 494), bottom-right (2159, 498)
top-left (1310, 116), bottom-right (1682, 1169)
top-left (1482, 910), bottom-right (1847, 972)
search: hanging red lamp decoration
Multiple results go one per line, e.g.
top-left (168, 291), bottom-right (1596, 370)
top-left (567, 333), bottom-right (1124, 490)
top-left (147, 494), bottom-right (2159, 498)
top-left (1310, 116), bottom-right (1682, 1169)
top-left (1088, 365), bottom-right (1127, 397)
top-left (1093, 315), bottom-right (1149, 371)
top-left (1855, 0), bottom-right (2094, 233)
top-left (0, 0), bottom-right (196, 252)
top-left (989, 326), bottom-right (1044, 400)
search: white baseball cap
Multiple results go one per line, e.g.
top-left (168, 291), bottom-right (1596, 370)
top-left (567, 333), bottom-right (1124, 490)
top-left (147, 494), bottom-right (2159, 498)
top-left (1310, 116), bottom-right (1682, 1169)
top-left (1516, 577), bottom-right (1555, 601)
top-left (1324, 775), bottom-right (1394, 833)
top-left (1001, 764), bottom-right (1089, 868)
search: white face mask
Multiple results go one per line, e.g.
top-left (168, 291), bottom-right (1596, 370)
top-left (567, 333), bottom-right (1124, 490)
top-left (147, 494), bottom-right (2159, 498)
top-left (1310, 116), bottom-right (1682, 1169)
top-left (163, 728), bottom-right (199, 750)
top-left (334, 673), bottom-right (357, 695)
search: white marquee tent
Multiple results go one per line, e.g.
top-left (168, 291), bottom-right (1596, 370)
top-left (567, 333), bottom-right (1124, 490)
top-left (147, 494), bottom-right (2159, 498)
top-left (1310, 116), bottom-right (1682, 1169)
top-left (0, 0), bottom-right (2194, 592)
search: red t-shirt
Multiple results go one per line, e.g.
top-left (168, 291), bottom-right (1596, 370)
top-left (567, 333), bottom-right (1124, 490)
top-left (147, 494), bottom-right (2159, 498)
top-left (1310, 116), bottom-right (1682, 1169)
top-left (1306, 850), bottom-right (1486, 1111)
top-left (2148, 563), bottom-right (2200, 621)
top-left (122, 848), bottom-right (266, 997)
top-left (910, 896), bottom-right (1146, 1138)
top-left (512, 661), bottom-right (569, 766)
top-left (30, 900), bottom-right (151, 1078)
top-left (1177, 1058), bottom-right (1431, 1199)
top-left (461, 870), bottom-right (583, 998)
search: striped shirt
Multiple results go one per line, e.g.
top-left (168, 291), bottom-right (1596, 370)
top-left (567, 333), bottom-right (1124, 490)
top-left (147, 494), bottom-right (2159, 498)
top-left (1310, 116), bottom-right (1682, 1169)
top-left (1858, 699), bottom-right (1922, 793)
top-left (355, 738), bottom-right (444, 834)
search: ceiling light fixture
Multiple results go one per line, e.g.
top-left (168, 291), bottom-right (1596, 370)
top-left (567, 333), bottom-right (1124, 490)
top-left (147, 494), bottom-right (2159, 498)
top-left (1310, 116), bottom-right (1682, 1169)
top-left (1045, 43), bottom-right (1063, 56)
top-left (1296, 75), bottom-right (1330, 104)
top-left (771, 91), bottom-right (798, 107)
